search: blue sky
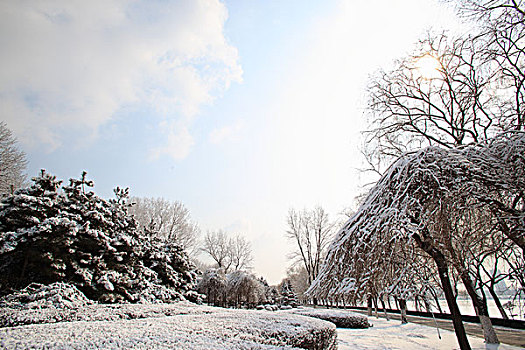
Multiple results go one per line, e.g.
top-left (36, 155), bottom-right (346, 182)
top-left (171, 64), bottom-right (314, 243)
top-left (1, 0), bottom-right (461, 284)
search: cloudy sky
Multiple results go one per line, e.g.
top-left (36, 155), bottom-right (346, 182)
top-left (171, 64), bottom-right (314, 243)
top-left (1, 0), bottom-right (462, 284)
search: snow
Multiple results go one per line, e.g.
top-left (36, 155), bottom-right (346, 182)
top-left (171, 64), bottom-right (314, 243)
top-left (337, 317), bottom-right (522, 350)
top-left (308, 132), bottom-right (525, 310)
top-left (282, 307), bottom-right (370, 328)
top-left (1, 288), bottom-right (523, 349)
top-left (0, 302), bottom-right (337, 349)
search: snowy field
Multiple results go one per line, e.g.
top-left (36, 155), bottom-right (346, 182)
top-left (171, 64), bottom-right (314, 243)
top-left (0, 301), bottom-right (337, 349)
top-left (1, 286), bottom-right (523, 350)
top-left (338, 317), bottom-right (522, 350)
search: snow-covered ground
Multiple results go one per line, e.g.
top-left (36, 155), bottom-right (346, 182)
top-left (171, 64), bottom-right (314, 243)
top-left (338, 317), bottom-right (522, 350)
top-left (0, 302), bottom-right (337, 349)
top-left (1, 285), bottom-right (522, 350)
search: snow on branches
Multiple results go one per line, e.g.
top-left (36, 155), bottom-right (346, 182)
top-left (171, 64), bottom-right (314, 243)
top-left (0, 170), bottom-right (199, 303)
top-left (308, 132), bottom-right (525, 301)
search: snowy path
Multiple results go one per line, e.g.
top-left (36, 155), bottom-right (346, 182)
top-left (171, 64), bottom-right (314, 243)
top-left (337, 317), bottom-right (522, 350)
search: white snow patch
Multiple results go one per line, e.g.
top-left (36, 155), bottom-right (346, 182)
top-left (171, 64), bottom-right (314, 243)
top-left (338, 317), bottom-right (522, 350)
top-left (0, 302), bottom-right (336, 349)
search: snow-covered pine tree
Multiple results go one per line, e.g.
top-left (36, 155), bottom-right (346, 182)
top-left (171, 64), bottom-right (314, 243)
top-left (0, 170), bottom-right (198, 303)
top-left (280, 279), bottom-right (298, 307)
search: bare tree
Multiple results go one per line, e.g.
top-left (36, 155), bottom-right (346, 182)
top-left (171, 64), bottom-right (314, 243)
top-left (226, 270), bottom-right (265, 307)
top-left (197, 268), bottom-right (227, 306)
top-left (0, 122), bottom-right (27, 197)
top-left (129, 197), bottom-right (200, 256)
top-left (364, 31), bottom-right (511, 175)
top-left (447, 0), bottom-right (525, 130)
top-left (229, 235), bottom-right (253, 272)
top-left (201, 230), bottom-right (253, 273)
top-left (201, 230), bottom-right (232, 272)
top-left (286, 206), bottom-right (336, 288)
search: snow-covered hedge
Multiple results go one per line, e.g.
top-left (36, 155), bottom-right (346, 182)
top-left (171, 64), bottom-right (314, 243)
top-left (283, 307), bottom-right (370, 329)
top-left (0, 282), bottom-right (93, 310)
top-left (0, 299), bottom-right (337, 349)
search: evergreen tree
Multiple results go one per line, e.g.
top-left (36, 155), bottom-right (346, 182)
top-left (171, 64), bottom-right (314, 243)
top-left (280, 279), bottom-right (298, 307)
top-left (0, 170), bottom-right (198, 303)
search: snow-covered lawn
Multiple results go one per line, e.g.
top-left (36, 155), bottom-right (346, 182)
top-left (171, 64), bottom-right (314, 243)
top-left (338, 317), bottom-right (522, 350)
top-left (0, 302), bottom-right (337, 349)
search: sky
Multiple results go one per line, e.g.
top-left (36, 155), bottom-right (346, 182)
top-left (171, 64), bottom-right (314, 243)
top-left (0, 0), bottom-right (463, 284)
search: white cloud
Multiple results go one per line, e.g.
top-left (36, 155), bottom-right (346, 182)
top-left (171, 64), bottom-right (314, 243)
top-left (209, 119), bottom-right (244, 144)
top-left (0, 0), bottom-right (242, 156)
top-left (150, 120), bottom-right (195, 161)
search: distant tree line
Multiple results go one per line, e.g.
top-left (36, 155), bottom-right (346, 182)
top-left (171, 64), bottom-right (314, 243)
top-left (197, 268), bottom-right (298, 309)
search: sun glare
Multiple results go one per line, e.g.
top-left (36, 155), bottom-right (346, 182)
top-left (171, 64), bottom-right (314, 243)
top-left (415, 54), bottom-right (442, 80)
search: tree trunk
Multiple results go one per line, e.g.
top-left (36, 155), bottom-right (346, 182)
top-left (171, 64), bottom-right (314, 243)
top-left (436, 259), bottom-right (471, 350)
top-left (423, 298), bottom-right (432, 313)
top-left (413, 232), bottom-right (471, 350)
top-left (414, 296), bottom-right (420, 312)
top-left (430, 290), bottom-right (444, 313)
top-left (367, 295), bottom-right (373, 316)
top-left (460, 271), bottom-right (499, 344)
top-left (381, 296), bottom-right (390, 320)
top-left (486, 285), bottom-right (509, 320)
top-left (399, 299), bottom-right (408, 324)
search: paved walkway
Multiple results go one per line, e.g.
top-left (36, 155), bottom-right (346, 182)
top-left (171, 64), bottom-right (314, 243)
top-left (353, 310), bottom-right (525, 348)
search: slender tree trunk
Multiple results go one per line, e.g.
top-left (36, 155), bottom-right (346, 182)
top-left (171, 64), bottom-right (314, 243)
top-left (424, 298), bottom-right (432, 313)
top-left (436, 259), bottom-right (471, 350)
top-left (399, 299), bottom-right (408, 324)
top-left (486, 285), bottom-right (509, 320)
top-left (460, 271), bottom-right (499, 344)
top-left (413, 232), bottom-right (471, 350)
top-left (381, 295), bottom-right (390, 320)
top-left (431, 290), bottom-right (444, 313)
top-left (414, 296), bottom-right (421, 312)
top-left (367, 295), bottom-right (373, 316)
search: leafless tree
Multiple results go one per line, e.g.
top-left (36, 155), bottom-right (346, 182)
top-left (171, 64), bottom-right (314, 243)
top-left (286, 206), bottom-right (336, 289)
top-left (197, 268), bottom-right (227, 306)
top-left (201, 230), bottom-right (232, 272)
top-left (364, 31), bottom-right (513, 175)
top-left (129, 197), bottom-right (200, 256)
top-left (447, 0), bottom-right (525, 130)
top-left (229, 235), bottom-right (253, 272)
top-left (201, 230), bottom-right (253, 273)
top-left (0, 122), bottom-right (27, 197)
